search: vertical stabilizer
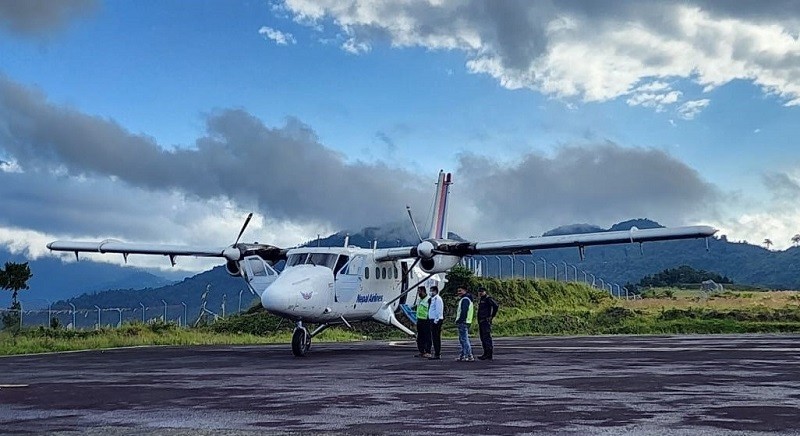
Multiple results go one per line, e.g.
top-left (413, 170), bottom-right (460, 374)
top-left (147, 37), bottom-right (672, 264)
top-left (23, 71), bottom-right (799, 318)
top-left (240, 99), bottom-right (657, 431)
top-left (427, 170), bottom-right (452, 240)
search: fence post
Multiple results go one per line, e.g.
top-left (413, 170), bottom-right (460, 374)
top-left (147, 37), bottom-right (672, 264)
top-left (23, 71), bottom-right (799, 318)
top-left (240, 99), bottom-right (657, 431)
top-left (181, 302), bottom-right (187, 328)
top-left (140, 302), bottom-right (145, 323)
top-left (19, 303), bottom-right (23, 329)
top-left (69, 303), bottom-right (76, 329)
top-left (94, 305), bottom-right (101, 329)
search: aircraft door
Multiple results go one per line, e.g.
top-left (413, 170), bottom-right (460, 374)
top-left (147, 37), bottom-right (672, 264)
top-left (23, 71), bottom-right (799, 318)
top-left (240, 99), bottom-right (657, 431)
top-left (399, 261), bottom-right (410, 305)
top-left (242, 256), bottom-right (279, 297)
top-left (335, 255), bottom-right (364, 307)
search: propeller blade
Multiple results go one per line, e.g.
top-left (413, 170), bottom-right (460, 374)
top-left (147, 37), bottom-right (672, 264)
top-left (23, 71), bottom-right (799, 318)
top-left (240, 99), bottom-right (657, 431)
top-left (406, 206), bottom-right (423, 242)
top-left (234, 213), bottom-right (253, 246)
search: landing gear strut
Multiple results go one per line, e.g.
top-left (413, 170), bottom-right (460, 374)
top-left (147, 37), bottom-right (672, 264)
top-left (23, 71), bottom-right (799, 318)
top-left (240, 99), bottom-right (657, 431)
top-left (292, 322), bottom-right (311, 357)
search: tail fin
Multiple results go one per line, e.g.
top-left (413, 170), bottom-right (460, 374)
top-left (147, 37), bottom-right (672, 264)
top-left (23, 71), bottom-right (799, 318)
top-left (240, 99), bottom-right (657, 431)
top-left (427, 170), bottom-right (452, 240)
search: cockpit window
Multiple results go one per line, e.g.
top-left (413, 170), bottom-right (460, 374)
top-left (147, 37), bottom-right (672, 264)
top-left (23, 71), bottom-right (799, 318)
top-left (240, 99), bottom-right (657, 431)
top-left (307, 253), bottom-right (338, 269)
top-left (287, 253), bottom-right (341, 270)
top-left (286, 253), bottom-right (307, 267)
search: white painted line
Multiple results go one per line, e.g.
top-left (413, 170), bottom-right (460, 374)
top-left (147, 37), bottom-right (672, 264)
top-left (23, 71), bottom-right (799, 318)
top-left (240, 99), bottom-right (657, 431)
top-left (0, 384), bottom-right (28, 388)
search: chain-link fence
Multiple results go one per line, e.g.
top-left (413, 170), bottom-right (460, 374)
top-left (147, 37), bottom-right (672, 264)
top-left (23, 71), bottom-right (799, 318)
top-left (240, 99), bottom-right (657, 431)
top-left (0, 302), bottom-right (230, 330)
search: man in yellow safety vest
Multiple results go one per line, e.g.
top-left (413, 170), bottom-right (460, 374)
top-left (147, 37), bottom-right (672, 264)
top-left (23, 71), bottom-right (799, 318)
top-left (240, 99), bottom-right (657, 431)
top-left (454, 287), bottom-right (475, 362)
top-left (414, 286), bottom-right (431, 357)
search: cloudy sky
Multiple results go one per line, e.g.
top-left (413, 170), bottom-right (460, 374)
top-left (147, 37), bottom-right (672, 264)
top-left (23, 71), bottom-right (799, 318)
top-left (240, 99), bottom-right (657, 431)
top-left (1, 0), bottom-right (799, 274)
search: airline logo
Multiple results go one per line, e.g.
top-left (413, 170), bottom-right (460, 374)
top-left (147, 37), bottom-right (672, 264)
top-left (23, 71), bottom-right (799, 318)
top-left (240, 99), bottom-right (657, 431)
top-left (356, 293), bottom-right (384, 304)
top-left (300, 291), bottom-right (313, 300)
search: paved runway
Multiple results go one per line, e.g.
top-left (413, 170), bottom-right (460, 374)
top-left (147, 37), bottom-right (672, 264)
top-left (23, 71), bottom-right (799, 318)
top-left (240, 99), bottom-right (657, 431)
top-left (1, 334), bottom-right (799, 435)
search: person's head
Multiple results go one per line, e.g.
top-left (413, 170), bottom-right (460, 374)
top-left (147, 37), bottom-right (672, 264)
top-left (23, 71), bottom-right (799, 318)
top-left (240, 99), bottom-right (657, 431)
top-left (430, 286), bottom-right (439, 295)
top-left (478, 287), bottom-right (487, 296)
top-left (418, 286), bottom-right (427, 297)
top-left (457, 287), bottom-right (467, 296)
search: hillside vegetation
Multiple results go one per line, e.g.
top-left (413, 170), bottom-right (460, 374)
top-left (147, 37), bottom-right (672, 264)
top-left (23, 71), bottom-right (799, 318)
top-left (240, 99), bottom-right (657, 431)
top-left (4, 272), bottom-right (800, 355)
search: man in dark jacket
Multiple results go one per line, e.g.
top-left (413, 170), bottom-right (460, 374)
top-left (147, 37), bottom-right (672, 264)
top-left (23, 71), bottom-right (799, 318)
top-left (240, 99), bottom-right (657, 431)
top-left (477, 287), bottom-right (499, 360)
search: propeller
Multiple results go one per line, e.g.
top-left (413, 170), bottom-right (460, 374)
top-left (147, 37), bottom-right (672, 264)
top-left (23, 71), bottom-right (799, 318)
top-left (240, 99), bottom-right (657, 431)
top-left (234, 212), bottom-right (253, 246)
top-left (406, 206), bottom-right (423, 243)
top-left (223, 213), bottom-right (254, 261)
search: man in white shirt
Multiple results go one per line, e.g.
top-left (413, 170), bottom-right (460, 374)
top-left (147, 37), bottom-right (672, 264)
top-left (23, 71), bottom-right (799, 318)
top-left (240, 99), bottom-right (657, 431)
top-left (427, 286), bottom-right (444, 360)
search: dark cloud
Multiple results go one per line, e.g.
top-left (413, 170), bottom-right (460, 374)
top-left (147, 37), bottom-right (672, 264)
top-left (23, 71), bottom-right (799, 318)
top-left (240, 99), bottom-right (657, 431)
top-left (478, 1), bottom-right (552, 71)
top-left (0, 0), bottom-right (97, 37)
top-left (0, 169), bottom-right (197, 240)
top-left (0, 76), bottom-right (428, 232)
top-left (455, 143), bottom-right (719, 237)
top-left (691, 0), bottom-right (800, 23)
top-left (763, 172), bottom-right (800, 200)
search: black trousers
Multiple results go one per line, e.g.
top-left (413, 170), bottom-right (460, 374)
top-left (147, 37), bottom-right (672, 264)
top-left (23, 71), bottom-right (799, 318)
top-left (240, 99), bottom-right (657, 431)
top-left (479, 319), bottom-right (493, 356)
top-left (430, 320), bottom-right (443, 357)
top-left (416, 319), bottom-right (431, 354)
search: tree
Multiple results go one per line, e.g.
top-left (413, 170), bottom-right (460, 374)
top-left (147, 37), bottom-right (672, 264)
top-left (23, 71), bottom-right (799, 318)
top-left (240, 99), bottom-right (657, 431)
top-left (1, 262), bottom-right (32, 331)
top-left (792, 234), bottom-right (800, 247)
top-left (0, 262), bottom-right (33, 306)
top-left (763, 238), bottom-right (773, 250)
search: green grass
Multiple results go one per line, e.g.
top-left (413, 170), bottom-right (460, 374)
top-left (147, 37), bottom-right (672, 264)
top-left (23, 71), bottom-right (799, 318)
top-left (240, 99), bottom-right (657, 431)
top-left (0, 321), bottom-right (365, 356)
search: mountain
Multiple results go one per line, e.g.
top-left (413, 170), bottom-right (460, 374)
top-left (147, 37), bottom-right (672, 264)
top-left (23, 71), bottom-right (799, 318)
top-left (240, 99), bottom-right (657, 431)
top-left (0, 247), bottom-right (175, 309)
top-left (542, 223), bottom-right (604, 236)
top-left (56, 265), bottom-right (246, 315)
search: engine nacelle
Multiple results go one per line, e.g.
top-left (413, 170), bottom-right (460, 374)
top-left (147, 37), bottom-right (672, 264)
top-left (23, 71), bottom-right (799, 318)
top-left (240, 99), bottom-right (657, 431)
top-left (225, 260), bottom-right (241, 277)
top-left (419, 254), bottom-right (461, 274)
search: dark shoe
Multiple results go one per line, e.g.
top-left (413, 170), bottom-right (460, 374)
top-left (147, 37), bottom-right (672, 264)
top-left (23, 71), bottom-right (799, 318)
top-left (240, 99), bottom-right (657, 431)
top-left (414, 353), bottom-right (423, 357)
top-left (428, 355), bottom-right (441, 360)
top-left (477, 355), bottom-right (487, 360)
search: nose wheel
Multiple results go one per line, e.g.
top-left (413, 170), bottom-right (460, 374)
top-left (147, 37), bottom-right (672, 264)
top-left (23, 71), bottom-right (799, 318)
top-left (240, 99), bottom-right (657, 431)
top-left (292, 324), bottom-right (311, 357)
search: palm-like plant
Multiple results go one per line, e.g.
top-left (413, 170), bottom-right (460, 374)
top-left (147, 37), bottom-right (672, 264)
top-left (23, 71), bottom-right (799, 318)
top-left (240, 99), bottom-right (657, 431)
top-left (763, 238), bottom-right (773, 250)
top-left (792, 234), bottom-right (800, 247)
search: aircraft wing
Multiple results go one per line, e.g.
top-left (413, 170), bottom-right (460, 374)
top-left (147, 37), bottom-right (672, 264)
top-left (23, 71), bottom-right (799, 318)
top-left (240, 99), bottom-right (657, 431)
top-left (468, 225), bottom-right (717, 255)
top-left (374, 225), bottom-right (717, 261)
top-left (47, 240), bottom-right (286, 265)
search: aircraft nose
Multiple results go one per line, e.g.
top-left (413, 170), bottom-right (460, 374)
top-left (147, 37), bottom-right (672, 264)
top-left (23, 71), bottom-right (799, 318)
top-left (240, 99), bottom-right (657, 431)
top-left (261, 266), bottom-right (333, 317)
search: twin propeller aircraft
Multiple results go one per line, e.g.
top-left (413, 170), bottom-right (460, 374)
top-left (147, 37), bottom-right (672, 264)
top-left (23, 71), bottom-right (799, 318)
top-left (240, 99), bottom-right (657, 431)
top-left (48, 171), bottom-right (717, 356)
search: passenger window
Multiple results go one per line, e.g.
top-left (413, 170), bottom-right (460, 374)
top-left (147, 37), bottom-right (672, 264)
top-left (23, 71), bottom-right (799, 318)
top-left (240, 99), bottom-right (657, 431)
top-left (393, 266), bottom-right (398, 279)
top-left (381, 267), bottom-right (387, 279)
top-left (365, 267), bottom-right (369, 279)
top-left (375, 267), bottom-right (380, 279)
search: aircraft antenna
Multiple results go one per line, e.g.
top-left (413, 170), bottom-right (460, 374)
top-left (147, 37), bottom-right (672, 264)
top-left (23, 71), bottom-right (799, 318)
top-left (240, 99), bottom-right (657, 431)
top-left (406, 206), bottom-right (423, 242)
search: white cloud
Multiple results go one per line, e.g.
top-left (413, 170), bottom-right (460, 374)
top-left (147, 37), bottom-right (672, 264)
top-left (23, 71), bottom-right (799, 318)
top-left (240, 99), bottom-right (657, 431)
top-left (258, 26), bottom-right (297, 45)
top-left (678, 99), bottom-right (710, 119)
top-left (0, 158), bottom-right (22, 173)
top-left (342, 37), bottom-right (370, 54)
top-left (280, 1), bottom-right (800, 108)
top-left (626, 89), bottom-right (683, 112)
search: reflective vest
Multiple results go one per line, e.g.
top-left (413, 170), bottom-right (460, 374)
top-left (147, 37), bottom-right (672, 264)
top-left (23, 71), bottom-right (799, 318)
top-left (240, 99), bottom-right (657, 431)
top-left (455, 296), bottom-right (474, 324)
top-left (416, 295), bottom-right (430, 320)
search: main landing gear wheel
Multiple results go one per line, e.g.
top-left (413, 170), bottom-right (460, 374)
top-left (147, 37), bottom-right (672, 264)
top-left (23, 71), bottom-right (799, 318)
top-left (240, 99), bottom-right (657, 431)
top-left (291, 326), bottom-right (311, 357)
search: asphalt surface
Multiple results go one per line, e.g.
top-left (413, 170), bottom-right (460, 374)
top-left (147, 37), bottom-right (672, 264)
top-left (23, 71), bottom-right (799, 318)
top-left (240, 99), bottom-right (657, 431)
top-left (1, 334), bottom-right (799, 435)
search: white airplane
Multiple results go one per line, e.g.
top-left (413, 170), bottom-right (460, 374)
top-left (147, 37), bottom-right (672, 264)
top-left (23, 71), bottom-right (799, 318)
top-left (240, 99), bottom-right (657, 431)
top-left (48, 171), bottom-right (717, 356)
